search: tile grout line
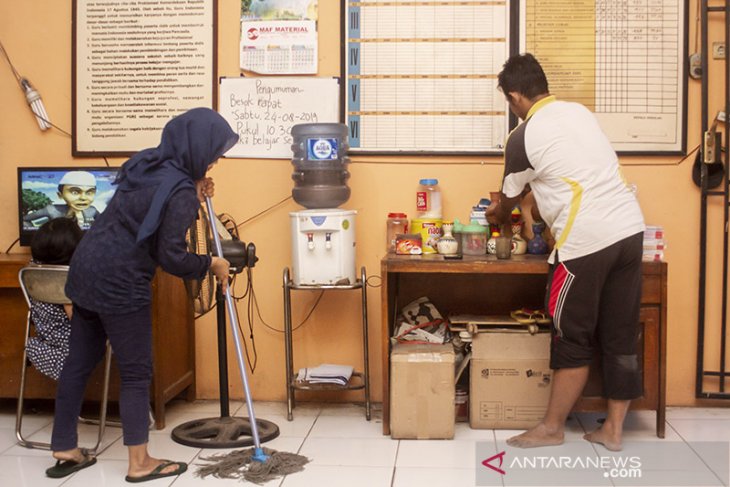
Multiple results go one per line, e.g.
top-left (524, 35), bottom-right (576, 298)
top-left (277, 404), bottom-right (322, 486)
top-left (492, 429), bottom-right (506, 487)
top-left (390, 439), bottom-right (400, 487)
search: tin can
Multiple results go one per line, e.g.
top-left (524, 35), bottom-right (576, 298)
top-left (455, 387), bottom-right (469, 422)
top-left (411, 218), bottom-right (442, 254)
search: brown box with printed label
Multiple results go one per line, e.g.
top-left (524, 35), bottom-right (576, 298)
top-left (390, 343), bottom-right (455, 439)
top-left (470, 329), bottom-right (552, 429)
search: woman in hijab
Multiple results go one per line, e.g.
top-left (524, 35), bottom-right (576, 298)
top-left (46, 108), bottom-right (237, 482)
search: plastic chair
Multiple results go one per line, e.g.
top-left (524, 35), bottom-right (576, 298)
top-left (15, 264), bottom-right (113, 453)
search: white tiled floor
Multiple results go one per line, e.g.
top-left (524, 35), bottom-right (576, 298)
top-left (1, 401), bottom-right (729, 486)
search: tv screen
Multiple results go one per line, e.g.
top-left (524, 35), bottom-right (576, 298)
top-left (18, 166), bottom-right (120, 246)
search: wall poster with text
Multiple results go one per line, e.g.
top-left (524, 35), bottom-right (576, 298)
top-left (73, 0), bottom-right (216, 156)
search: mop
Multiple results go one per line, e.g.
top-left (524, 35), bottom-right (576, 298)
top-left (196, 196), bottom-right (309, 484)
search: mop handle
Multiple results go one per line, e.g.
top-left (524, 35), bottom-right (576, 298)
top-left (205, 196), bottom-right (263, 449)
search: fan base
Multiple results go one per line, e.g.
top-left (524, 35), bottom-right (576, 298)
top-left (170, 416), bottom-right (280, 448)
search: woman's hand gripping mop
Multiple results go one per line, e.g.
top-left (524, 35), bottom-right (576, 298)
top-left (197, 196), bottom-right (309, 484)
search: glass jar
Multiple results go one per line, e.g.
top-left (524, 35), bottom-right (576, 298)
top-left (386, 212), bottom-right (408, 252)
top-left (416, 178), bottom-right (442, 219)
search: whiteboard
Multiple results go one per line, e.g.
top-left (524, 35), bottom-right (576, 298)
top-left (219, 77), bottom-right (340, 159)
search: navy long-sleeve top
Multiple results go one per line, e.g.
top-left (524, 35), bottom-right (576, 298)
top-left (65, 184), bottom-right (210, 313)
top-left (65, 108), bottom-right (237, 313)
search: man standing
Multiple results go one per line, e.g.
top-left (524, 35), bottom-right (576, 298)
top-left (487, 53), bottom-right (645, 451)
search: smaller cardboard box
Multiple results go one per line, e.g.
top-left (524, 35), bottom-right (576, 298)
top-left (390, 343), bottom-right (455, 439)
top-left (470, 329), bottom-right (552, 429)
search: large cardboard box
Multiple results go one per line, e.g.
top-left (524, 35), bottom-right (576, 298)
top-left (390, 343), bottom-right (455, 439)
top-left (470, 329), bottom-right (552, 429)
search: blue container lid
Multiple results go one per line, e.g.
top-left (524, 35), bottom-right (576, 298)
top-left (419, 178), bottom-right (439, 185)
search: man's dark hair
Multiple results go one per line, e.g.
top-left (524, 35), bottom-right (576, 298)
top-left (497, 53), bottom-right (549, 101)
top-left (31, 217), bottom-right (83, 265)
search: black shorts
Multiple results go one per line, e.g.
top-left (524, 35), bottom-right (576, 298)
top-left (546, 232), bottom-right (643, 399)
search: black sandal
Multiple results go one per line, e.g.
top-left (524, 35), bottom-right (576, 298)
top-left (46, 448), bottom-right (97, 478)
top-left (125, 460), bottom-right (188, 483)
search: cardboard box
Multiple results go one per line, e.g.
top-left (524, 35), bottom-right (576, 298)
top-left (470, 329), bottom-right (552, 429)
top-left (390, 343), bottom-right (455, 439)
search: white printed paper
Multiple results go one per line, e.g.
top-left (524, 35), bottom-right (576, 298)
top-left (240, 20), bottom-right (317, 74)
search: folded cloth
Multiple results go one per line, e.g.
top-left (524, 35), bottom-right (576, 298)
top-left (297, 364), bottom-right (354, 386)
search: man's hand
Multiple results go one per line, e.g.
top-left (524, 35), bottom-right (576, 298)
top-left (210, 256), bottom-right (230, 292)
top-left (486, 191), bottom-right (522, 226)
top-left (196, 177), bottom-right (215, 202)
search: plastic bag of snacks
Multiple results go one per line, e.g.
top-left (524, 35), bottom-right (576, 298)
top-left (392, 296), bottom-right (449, 344)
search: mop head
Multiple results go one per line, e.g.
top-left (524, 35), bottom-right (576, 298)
top-left (196, 446), bottom-right (310, 484)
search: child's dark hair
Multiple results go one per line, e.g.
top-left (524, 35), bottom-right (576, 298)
top-left (497, 53), bottom-right (549, 102)
top-left (30, 218), bottom-right (83, 265)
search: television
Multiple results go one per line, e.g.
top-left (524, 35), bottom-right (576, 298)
top-left (18, 166), bottom-right (120, 246)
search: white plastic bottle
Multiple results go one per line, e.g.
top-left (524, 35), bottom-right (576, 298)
top-left (416, 178), bottom-right (442, 219)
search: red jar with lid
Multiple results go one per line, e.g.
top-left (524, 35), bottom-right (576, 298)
top-left (386, 213), bottom-right (408, 252)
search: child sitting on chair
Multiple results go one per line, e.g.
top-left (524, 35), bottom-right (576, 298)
top-left (26, 217), bottom-right (83, 380)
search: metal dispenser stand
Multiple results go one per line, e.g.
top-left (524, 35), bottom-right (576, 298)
top-left (282, 266), bottom-right (371, 421)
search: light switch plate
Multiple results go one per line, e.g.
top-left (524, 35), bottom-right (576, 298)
top-left (689, 52), bottom-right (702, 79)
top-left (712, 42), bottom-right (726, 59)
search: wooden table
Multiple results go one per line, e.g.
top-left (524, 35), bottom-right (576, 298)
top-left (0, 253), bottom-right (196, 429)
top-left (380, 254), bottom-right (667, 437)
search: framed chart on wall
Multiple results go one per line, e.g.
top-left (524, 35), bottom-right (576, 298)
top-left (72, 0), bottom-right (217, 156)
top-left (519, 0), bottom-right (688, 154)
top-left (343, 0), bottom-right (511, 154)
top-left (343, 0), bottom-right (687, 155)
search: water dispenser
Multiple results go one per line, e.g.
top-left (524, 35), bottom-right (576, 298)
top-left (289, 209), bottom-right (356, 285)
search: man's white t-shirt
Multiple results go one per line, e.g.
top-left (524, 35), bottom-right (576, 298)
top-left (502, 96), bottom-right (645, 263)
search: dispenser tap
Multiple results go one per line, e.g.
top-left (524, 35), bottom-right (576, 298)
top-left (307, 233), bottom-right (315, 250)
top-left (325, 233), bottom-right (332, 250)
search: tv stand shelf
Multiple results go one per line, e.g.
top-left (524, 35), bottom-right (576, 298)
top-left (380, 254), bottom-right (667, 438)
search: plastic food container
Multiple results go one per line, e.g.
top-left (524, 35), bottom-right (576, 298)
top-left (416, 178), bottom-right (442, 219)
top-left (460, 221), bottom-right (488, 255)
top-left (386, 212), bottom-right (408, 253)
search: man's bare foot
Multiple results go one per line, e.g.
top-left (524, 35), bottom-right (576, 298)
top-left (584, 427), bottom-right (622, 451)
top-left (506, 423), bottom-right (564, 448)
top-left (127, 457), bottom-right (182, 479)
top-left (52, 448), bottom-right (89, 463)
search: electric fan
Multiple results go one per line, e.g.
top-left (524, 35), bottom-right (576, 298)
top-left (171, 205), bottom-right (279, 448)
top-left (185, 207), bottom-right (215, 315)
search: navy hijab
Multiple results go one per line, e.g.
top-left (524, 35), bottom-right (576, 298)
top-left (115, 108), bottom-right (238, 243)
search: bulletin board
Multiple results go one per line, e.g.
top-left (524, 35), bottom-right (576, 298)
top-left (219, 77), bottom-right (340, 159)
top-left (343, 0), bottom-right (687, 155)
